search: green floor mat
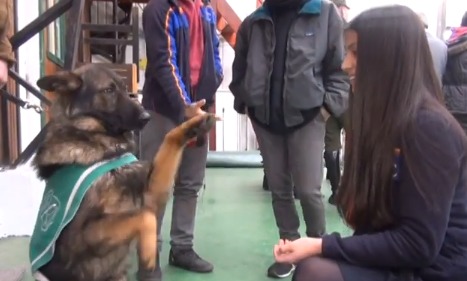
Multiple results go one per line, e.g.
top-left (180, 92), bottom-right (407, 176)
top-left (206, 151), bottom-right (263, 168)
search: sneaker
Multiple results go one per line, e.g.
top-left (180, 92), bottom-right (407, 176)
top-left (267, 262), bottom-right (296, 278)
top-left (169, 248), bottom-right (214, 273)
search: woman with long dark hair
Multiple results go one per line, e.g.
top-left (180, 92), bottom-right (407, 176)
top-left (273, 5), bottom-right (467, 281)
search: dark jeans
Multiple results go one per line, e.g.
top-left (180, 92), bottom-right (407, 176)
top-left (252, 114), bottom-right (326, 239)
top-left (139, 111), bottom-right (208, 251)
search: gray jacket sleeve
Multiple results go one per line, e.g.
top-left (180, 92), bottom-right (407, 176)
top-left (229, 17), bottom-right (250, 115)
top-left (322, 4), bottom-right (350, 117)
top-left (426, 32), bottom-right (447, 84)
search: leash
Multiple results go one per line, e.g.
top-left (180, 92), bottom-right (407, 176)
top-left (0, 89), bottom-right (47, 172)
top-left (0, 89), bottom-right (44, 113)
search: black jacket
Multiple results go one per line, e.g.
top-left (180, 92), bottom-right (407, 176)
top-left (323, 109), bottom-right (467, 281)
top-left (443, 30), bottom-right (467, 134)
top-left (229, 0), bottom-right (349, 130)
top-left (141, 0), bottom-right (223, 124)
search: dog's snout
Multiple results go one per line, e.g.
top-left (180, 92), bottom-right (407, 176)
top-left (138, 111), bottom-right (151, 125)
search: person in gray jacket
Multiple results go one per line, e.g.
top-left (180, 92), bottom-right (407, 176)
top-left (418, 13), bottom-right (447, 83)
top-left (229, 0), bottom-right (349, 278)
top-left (443, 11), bottom-right (467, 134)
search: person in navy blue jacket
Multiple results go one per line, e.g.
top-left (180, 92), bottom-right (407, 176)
top-left (273, 5), bottom-right (467, 281)
top-left (139, 0), bottom-right (223, 280)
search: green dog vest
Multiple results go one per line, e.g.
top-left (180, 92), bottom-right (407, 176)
top-left (29, 153), bottom-right (138, 273)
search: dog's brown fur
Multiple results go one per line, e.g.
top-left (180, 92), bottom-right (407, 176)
top-left (32, 64), bottom-right (216, 281)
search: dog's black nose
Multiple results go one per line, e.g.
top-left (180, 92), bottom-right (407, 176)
top-left (138, 111), bottom-right (151, 124)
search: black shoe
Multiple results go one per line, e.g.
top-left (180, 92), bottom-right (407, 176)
top-left (267, 262), bottom-right (296, 278)
top-left (293, 187), bottom-right (299, 200)
top-left (263, 173), bottom-right (269, 191)
top-left (169, 248), bottom-right (213, 273)
top-left (328, 193), bottom-right (336, 205)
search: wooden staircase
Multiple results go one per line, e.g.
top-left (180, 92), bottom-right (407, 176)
top-left (84, 0), bottom-right (249, 54)
top-left (212, 0), bottom-right (263, 47)
top-left (83, 0), bottom-right (246, 70)
top-left (86, 0), bottom-right (245, 51)
top-left (211, 0), bottom-right (241, 47)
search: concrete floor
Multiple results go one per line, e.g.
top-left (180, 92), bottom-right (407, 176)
top-left (0, 168), bottom-right (351, 281)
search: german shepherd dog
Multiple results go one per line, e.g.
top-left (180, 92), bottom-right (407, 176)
top-left (31, 64), bottom-right (216, 281)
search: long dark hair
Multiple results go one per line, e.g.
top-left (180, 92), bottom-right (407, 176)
top-left (337, 5), bottom-right (452, 230)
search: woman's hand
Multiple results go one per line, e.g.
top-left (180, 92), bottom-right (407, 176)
top-left (273, 238), bottom-right (323, 264)
top-left (0, 60), bottom-right (8, 87)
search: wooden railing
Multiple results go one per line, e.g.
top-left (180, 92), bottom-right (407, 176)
top-left (211, 0), bottom-right (241, 47)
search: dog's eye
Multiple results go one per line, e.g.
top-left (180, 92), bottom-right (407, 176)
top-left (100, 87), bottom-right (114, 94)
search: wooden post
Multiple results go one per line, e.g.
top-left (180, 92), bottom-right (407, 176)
top-left (0, 0), bottom-right (20, 163)
top-left (436, 0), bottom-right (447, 39)
top-left (64, 0), bottom-right (85, 70)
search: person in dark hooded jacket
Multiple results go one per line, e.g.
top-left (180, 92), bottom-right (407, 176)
top-left (443, 12), bottom-right (467, 134)
top-left (323, 0), bottom-right (350, 205)
top-left (230, 0), bottom-right (349, 278)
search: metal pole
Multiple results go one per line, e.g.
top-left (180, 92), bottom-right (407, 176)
top-left (436, 0), bottom-right (447, 39)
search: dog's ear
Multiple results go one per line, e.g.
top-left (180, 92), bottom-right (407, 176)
top-left (37, 71), bottom-right (83, 93)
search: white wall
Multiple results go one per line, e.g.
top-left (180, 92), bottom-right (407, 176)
top-left (445, 0), bottom-right (467, 28)
top-left (0, 0), bottom-right (43, 238)
top-left (0, 161), bottom-right (44, 238)
top-left (16, 0), bottom-right (42, 153)
top-left (213, 0), bottom-right (259, 151)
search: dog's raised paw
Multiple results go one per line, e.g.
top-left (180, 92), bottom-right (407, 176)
top-left (165, 114), bottom-right (216, 146)
top-left (184, 114), bottom-right (216, 140)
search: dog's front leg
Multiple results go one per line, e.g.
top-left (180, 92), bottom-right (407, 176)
top-left (83, 209), bottom-right (157, 270)
top-left (144, 114), bottom-right (216, 214)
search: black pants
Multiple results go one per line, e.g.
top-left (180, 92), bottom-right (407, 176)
top-left (293, 257), bottom-right (419, 281)
top-left (324, 150), bottom-right (340, 194)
